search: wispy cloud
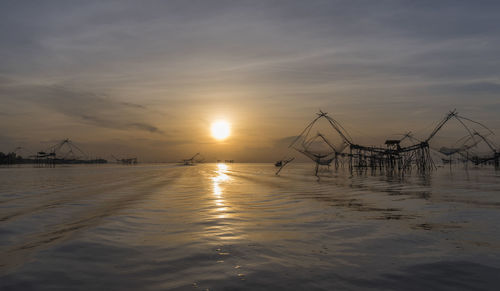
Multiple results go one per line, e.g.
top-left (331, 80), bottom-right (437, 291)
top-left (0, 1), bottom-right (499, 160)
top-left (0, 79), bottom-right (163, 134)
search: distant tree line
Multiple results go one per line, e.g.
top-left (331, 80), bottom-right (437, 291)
top-left (0, 152), bottom-right (34, 164)
top-left (0, 152), bottom-right (107, 165)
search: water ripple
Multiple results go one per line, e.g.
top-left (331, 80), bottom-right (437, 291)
top-left (1, 164), bottom-right (499, 289)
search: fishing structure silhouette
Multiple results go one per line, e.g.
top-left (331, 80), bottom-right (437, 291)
top-left (181, 153), bottom-right (204, 166)
top-left (33, 139), bottom-right (107, 167)
top-left (285, 110), bottom-right (498, 176)
top-left (111, 155), bottom-right (138, 165)
top-left (1, 139), bottom-right (109, 167)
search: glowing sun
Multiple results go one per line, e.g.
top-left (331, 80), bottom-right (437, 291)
top-left (211, 120), bottom-right (231, 140)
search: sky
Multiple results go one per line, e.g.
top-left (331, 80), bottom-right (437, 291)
top-left (0, 0), bottom-right (499, 162)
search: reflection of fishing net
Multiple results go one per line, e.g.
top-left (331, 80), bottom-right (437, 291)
top-left (289, 111), bottom-right (352, 166)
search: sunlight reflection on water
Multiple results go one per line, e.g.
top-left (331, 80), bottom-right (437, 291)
top-left (211, 163), bottom-right (232, 227)
top-left (212, 163), bottom-right (230, 197)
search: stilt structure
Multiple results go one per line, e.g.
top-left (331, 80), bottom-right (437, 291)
top-left (34, 138), bottom-right (107, 167)
top-left (288, 109), bottom-right (497, 176)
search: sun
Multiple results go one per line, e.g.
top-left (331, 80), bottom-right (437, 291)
top-left (211, 120), bottom-right (231, 140)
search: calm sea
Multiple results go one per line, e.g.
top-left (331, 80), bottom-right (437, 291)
top-left (1, 163), bottom-right (499, 290)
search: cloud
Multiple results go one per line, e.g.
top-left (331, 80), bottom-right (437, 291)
top-left (128, 123), bottom-right (162, 133)
top-left (0, 79), bottom-right (163, 134)
top-left (119, 102), bottom-right (147, 109)
top-left (1, 1), bottom-right (500, 160)
top-left (429, 81), bottom-right (500, 95)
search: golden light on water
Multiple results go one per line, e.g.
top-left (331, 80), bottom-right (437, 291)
top-left (212, 163), bottom-right (230, 220)
top-left (211, 120), bottom-right (230, 140)
top-left (212, 163), bottom-right (229, 198)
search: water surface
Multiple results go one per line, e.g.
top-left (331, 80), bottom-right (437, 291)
top-left (1, 163), bottom-right (499, 290)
